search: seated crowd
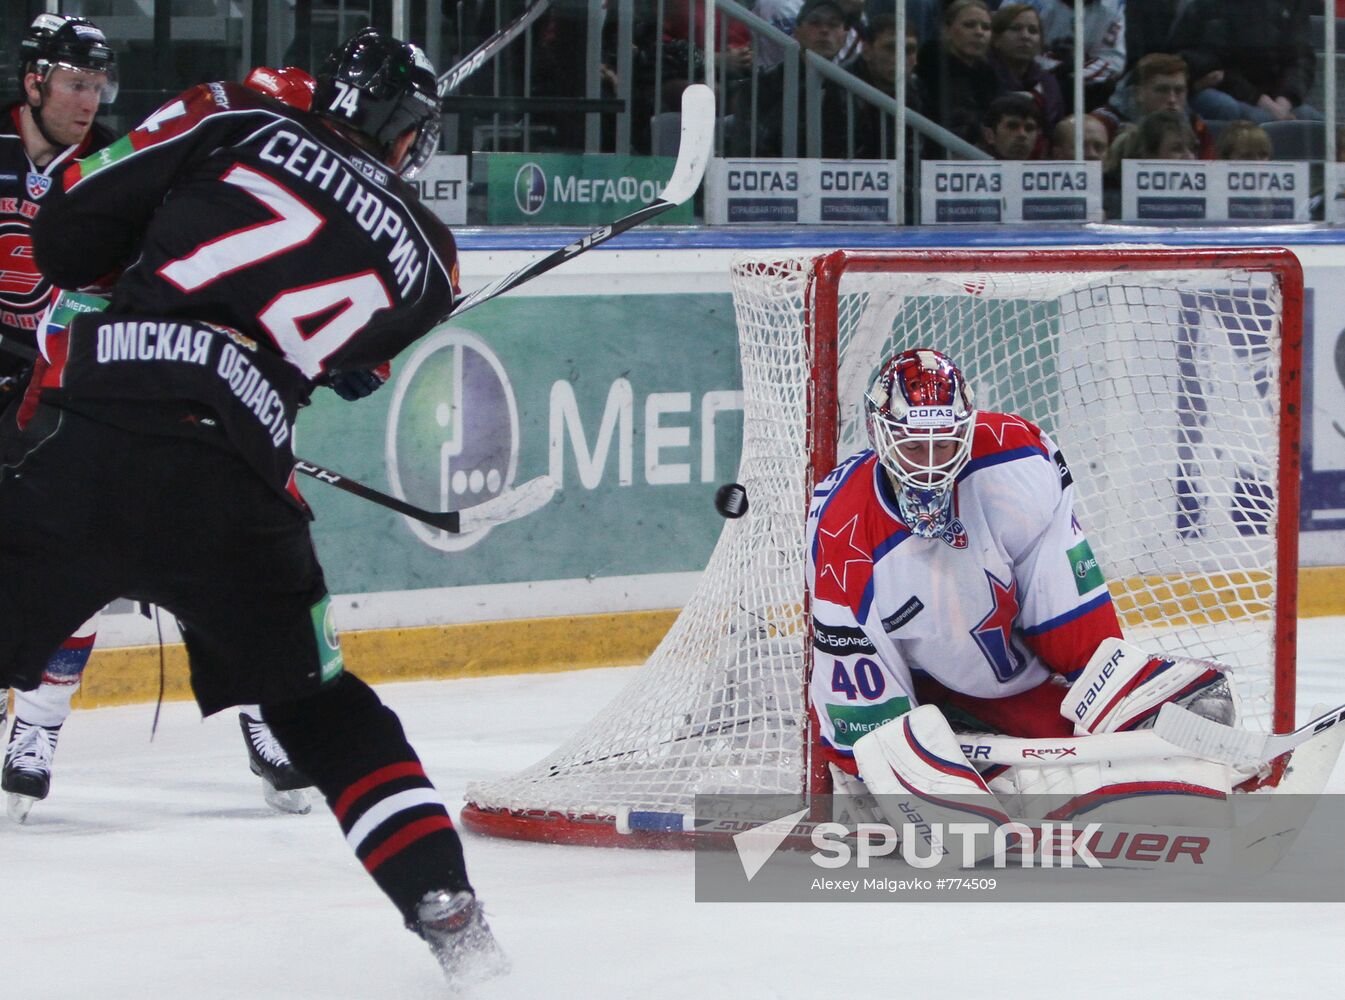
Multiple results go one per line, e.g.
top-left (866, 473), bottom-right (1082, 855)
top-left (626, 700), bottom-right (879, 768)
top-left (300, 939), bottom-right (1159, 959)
top-left (708, 0), bottom-right (1326, 172)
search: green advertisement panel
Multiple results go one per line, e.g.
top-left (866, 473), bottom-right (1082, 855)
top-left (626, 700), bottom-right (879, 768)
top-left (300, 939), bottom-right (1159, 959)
top-left (486, 153), bottom-right (694, 225)
top-left (298, 291), bottom-right (741, 596)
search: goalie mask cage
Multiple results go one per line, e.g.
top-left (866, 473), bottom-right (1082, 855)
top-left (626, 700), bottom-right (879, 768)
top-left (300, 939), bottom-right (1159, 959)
top-left (462, 247), bottom-right (1303, 848)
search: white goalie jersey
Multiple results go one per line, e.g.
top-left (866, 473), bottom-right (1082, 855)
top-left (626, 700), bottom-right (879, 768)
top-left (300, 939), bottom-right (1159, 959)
top-left (806, 411), bottom-right (1123, 763)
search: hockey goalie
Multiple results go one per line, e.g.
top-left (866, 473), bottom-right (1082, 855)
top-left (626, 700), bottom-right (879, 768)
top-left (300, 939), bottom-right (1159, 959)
top-left (806, 347), bottom-right (1322, 860)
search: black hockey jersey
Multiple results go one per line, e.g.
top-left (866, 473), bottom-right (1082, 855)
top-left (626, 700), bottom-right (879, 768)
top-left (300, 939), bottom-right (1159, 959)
top-left (32, 81), bottom-right (459, 378)
top-left (0, 102), bottom-right (112, 373)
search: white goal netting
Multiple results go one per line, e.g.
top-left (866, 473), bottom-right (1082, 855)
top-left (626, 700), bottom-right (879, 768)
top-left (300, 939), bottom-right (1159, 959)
top-left (464, 249), bottom-right (1298, 838)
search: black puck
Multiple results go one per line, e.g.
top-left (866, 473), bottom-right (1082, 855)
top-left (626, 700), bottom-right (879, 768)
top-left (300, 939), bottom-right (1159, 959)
top-left (714, 482), bottom-right (749, 519)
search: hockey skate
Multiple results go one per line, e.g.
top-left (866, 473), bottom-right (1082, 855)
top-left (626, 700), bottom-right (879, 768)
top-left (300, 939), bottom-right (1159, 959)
top-left (2, 718), bottom-right (61, 823)
top-left (413, 890), bottom-right (510, 988)
top-left (239, 712), bottom-right (313, 815)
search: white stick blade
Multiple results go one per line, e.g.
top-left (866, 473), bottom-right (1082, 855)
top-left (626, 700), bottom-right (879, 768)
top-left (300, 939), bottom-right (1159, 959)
top-left (457, 475), bottom-right (558, 533)
top-left (658, 84), bottom-right (716, 207)
top-left (1154, 704), bottom-right (1268, 767)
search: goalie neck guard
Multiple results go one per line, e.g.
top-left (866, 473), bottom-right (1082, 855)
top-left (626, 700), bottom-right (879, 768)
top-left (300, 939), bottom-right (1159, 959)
top-left (864, 348), bottom-right (977, 538)
top-left (312, 28), bottom-right (441, 179)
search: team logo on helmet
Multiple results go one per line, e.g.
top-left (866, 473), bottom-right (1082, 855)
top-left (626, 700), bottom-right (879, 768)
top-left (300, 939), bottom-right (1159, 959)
top-left (514, 163), bottom-right (547, 216)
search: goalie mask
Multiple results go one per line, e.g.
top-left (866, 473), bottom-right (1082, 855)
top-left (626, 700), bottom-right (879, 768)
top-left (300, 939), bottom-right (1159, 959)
top-left (865, 348), bottom-right (976, 538)
top-left (313, 28), bottom-right (441, 179)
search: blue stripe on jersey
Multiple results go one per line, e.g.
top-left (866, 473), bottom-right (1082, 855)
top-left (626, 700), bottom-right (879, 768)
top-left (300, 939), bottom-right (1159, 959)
top-left (859, 531), bottom-right (909, 621)
top-left (859, 577), bottom-right (877, 622)
top-left (1019, 590), bottom-right (1114, 636)
top-left (959, 445), bottom-right (1050, 480)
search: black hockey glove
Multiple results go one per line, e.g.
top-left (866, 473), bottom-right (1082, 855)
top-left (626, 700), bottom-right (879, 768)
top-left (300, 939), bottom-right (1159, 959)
top-left (327, 363), bottom-right (391, 401)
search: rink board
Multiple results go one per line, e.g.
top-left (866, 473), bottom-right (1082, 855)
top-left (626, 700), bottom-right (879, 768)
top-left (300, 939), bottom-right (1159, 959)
top-left (73, 224), bottom-right (1345, 703)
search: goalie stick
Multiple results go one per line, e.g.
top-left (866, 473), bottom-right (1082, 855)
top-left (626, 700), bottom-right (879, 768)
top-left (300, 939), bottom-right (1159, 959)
top-left (448, 83), bottom-right (716, 317)
top-left (1154, 701), bottom-right (1345, 768)
top-left (437, 0), bottom-right (553, 96)
top-left (294, 460), bottom-right (557, 533)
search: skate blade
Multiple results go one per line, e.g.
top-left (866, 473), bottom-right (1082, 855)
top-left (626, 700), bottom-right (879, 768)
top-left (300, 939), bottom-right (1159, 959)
top-left (6, 792), bottom-right (36, 824)
top-left (262, 781), bottom-right (311, 815)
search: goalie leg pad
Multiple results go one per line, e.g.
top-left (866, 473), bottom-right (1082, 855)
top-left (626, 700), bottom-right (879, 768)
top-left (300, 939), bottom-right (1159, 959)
top-left (853, 705), bottom-right (1013, 863)
top-left (985, 755), bottom-right (1233, 827)
top-left (1064, 637), bottom-right (1234, 735)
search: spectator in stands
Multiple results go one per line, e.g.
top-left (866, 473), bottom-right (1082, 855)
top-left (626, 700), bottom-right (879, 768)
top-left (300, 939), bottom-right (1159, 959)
top-left (1026, 0), bottom-right (1125, 109)
top-left (1102, 109), bottom-right (1197, 217)
top-left (1105, 109), bottom-right (1198, 172)
top-left (914, 0), bottom-right (1001, 150)
top-left (757, 0), bottom-right (868, 71)
top-left (661, 1), bottom-right (753, 83)
top-left (855, 0), bottom-right (943, 60)
top-left (1216, 120), bottom-right (1273, 160)
top-left (846, 14), bottom-right (926, 157)
top-left (989, 3), bottom-right (1063, 131)
top-left (1093, 53), bottom-right (1217, 158)
top-left (1167, 0), bottom-right (1322, 122)
top-left (729, 0), bottom-right (851, 156)
top-left (981, 92), bottom-right (1046, 159)
top-left (1050, 112), bottom-right (1110, 159)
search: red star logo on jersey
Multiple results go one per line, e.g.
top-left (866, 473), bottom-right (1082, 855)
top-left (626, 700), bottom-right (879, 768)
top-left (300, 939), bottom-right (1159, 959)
top-left (970, 570), bottom-right (1026, 681)
top-left (978, 413), bottom-right (1032, 448)
top-left (817, 514), bottom-right (872, 594)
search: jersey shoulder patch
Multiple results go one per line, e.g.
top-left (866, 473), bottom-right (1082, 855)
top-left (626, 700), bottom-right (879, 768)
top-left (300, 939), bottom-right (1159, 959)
top-left (967, 411), bottom-right (1050, 466)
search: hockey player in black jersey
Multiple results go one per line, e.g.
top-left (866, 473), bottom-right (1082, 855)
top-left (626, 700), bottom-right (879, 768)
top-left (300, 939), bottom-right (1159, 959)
top-left (0, 13), bottom-right (117, 819)
top-left (3, 29), bottom-right (505, 985)
top-left (0, 19), bottom-right (315, 822)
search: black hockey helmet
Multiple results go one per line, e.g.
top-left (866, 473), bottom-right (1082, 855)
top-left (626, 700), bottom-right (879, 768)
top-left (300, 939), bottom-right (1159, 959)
top-left (313, 28), bottom-right (441, 178)
top-left (19, 13), bottom-right (118, 104)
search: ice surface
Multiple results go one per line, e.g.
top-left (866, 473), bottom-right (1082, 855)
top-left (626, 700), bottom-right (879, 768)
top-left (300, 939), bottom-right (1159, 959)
top-left (7, 618), bottom-right (1345, 999)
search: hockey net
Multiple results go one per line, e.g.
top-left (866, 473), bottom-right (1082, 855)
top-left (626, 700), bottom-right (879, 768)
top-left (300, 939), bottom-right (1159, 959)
top-left (462, 247), bottom-right (1302, 847)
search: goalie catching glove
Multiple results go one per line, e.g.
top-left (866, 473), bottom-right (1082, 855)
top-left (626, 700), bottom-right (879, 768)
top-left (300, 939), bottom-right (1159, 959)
top-left (1064, 637), bottom-right (1237, 735)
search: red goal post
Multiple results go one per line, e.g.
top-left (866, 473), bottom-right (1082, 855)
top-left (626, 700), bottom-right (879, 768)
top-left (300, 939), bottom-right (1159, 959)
top-left (461, 246), bottom-right (1303, 849)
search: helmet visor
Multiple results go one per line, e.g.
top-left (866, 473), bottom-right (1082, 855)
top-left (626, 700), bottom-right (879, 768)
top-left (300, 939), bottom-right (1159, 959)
top-left (41, 61), bottom-right (118, 104)
top-left (399, 113), bottom-right (441, 179)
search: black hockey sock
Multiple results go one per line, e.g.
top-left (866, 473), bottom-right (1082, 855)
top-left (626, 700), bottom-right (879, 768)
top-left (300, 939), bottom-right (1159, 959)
top-left (262, 673), bottom-right (472, 921)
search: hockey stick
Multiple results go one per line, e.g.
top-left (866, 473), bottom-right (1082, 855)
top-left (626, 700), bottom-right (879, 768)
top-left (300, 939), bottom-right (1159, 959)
top-left (957, 729), bottom-right (1200, 767)
top-left (1154, 702), bottom-right (1345, 768)
top-left (449, 83), bottom-right (716, 317)
top-left (295, 459), bottom-right (557, 533)
top-left (437, 0), bottom-right (554, 96)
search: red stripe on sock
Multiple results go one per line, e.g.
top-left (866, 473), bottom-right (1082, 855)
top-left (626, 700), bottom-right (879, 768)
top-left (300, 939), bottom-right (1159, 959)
top-left (333, 761), bottom-right (427, 822)
top-left (362, 815), bottom-right (455, 873)
top-left (60, 634), bottom-right (97, 650)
